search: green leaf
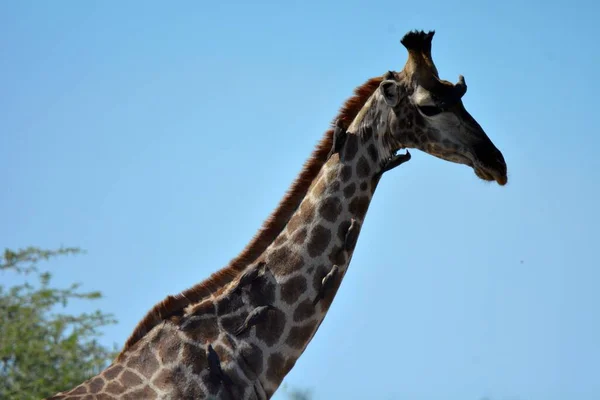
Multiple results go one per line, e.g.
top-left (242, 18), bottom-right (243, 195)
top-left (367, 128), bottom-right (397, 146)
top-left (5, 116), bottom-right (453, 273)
top-left (0, 246), bottom-right (117, 399)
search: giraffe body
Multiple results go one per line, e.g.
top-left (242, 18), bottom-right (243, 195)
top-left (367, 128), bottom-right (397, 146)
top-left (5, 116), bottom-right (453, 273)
top-left (47, 30), bottom-right (508, 400)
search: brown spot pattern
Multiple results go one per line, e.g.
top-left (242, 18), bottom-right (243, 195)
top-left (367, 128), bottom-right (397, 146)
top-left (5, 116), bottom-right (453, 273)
top-left (293, 299), bottom-right (315, 322)
top-left (103, 365), bottom-right (123, 380)
top-left (286, 213), bottom-right (303, 234)
top-left (286, 322), bottom-right (317, 349)
top-left (106, 381), bottom-right (127, 395)
top-left (266, 353), bottom-right (286, 383)
top-left (361, 125), bottom-right (373, 142)
top-left (126, 349), bottom-right (158, 380)
top-left (181, 343), bottom-right (209, 375)
top-left (327, 180), bottom-right (341, 194)
top-left (367, 143), bottom-right (378, 162)
top-left (119, 370), bottom-right (142, 387)
top-left (291, 227), bottom-right (307, 244)
top-left (239, 342), bottom-right (264, 378)
top-left (255, 307), bottom-right (286, 346)
top-left (280, 275), bottom-right (308, 305)
top-left (318, 196), bottom-right (342, 222)
top-left (216, 293), bottom-right (244, 316)
top-left (360, 182), bottom-right (368, 191)
top-left (343, 183), bottom-right (356, 198)
top-left (349, 196), bottom-right (370, 219)
top-left (221, 313), bottom-right (248, 336)
top-left (137, 353), bottom-right (159, 379)
top-left (341, 165), bottom-right (353, 182)
top-left (156, 333), bottom-right (180, 365)
top-left (343, 135), bottom-right (358, 161)
top-left (356, 156), bottom-right (371, 178)
top-left (267, 246), bottom-right (305, 276)
top-left (182, 316), bottom-right (219, 342)
top-left (307, 225), bottom-right (332, 258)
top-left (88, 377), bottom-right (104, 394)
top-left (248, 273), bottom-right (276, 305)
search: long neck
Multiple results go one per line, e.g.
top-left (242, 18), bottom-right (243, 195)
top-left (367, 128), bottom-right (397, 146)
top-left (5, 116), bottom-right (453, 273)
top-left (255, 115), bottom-right (389, 394)
top-left (46, 93), bottom-right (396, 400)
top-left (46, 123), bottom-right (391, 400)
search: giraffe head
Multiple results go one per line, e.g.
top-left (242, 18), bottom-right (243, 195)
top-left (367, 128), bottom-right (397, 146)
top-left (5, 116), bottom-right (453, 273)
top-left (370, 30), bottom-right (507, 185)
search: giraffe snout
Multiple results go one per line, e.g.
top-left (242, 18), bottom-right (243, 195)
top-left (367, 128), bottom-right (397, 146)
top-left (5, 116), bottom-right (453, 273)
top-left (471, 138), bottom-right (508, 185)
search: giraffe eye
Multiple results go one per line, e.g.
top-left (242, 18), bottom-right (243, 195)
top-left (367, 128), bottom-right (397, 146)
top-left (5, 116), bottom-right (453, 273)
top-left (418, 105), bottom-right (444, 117)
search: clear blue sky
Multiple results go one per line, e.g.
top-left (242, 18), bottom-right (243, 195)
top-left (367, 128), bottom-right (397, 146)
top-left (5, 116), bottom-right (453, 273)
top-left (1, 1), bottom-right (598, 399)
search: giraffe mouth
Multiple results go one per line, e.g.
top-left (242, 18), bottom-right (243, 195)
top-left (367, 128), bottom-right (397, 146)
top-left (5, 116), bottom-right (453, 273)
top-left (449, 151), bottom-right (507, 185)
top-left (469, 140), bottom-right (508, 186)
top-left (474, 164), bottom-right (507, 185)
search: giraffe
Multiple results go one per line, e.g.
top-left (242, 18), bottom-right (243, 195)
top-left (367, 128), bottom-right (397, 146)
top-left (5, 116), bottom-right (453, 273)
top-left (47, 30), bottom-right (507, 400)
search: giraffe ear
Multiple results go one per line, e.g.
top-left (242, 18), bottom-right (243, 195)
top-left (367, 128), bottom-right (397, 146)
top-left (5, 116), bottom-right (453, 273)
top-left (380, 80), bottom-right (400, 107)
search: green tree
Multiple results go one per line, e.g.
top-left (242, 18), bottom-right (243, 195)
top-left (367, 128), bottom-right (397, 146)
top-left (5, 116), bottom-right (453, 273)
top-left (0, 247), bottom-right (117, 400)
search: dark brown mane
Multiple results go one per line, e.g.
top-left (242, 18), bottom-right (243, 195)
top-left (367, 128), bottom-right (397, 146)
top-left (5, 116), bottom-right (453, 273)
top-left (119, 75), bottom-right (384, 355)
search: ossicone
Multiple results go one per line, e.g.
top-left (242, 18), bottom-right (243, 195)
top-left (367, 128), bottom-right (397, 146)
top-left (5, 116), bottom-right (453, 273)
top-left (400, 30), bottom-right (435, 53)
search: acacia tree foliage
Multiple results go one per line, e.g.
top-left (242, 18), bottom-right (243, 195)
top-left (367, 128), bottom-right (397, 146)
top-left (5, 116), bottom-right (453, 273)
top-left (0, 246), bottom-right (313, 399)
top-left (0, 247), bottom-right (117, 400)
